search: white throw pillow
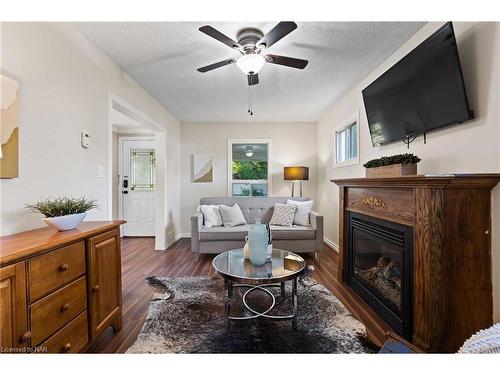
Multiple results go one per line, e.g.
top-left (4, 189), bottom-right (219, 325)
top-left (287, 199), bottom-right (313, 226)
top-left (219, 203), bottom-right (247, 228)
top-left (269, 203), bottom-right (297, 227)
top-left (197, 205), bottom-right (223, 228)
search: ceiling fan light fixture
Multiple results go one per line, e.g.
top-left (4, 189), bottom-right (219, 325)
top-left (245, 146), bottom-right (254, 157)
top-left (236, 54), bottom-right (265, 75)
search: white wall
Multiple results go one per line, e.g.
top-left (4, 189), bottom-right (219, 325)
top-left (0, 22), bottom-right (181, 246)
top-left (180, 122), bottom-right (317, 234)
top-left (316, 22), bottom-right (500, 320)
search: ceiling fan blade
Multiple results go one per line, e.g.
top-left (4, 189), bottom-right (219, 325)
top-left (247, 74), bottom-right (259, 86)
top-left (197, 58), bottom-right (236, 73)
top-left (265, 54), bottom-right (308, 69)
top-left (199, 25), bottom-right (241, 50)
top-left (257, 22), bottom-right (297, 49)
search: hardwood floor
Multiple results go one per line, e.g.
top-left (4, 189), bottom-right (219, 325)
top-left (88, 237), bottom-right (388, 353)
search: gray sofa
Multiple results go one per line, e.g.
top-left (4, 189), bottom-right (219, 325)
top-left (191, 197), bottom-right (323, 261)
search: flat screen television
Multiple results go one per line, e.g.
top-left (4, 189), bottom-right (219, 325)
top-left (362, 22), bottom-right (473, 146)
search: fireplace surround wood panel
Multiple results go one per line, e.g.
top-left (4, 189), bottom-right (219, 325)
top-left (346, 187), bottom-right (415, 226)
top-left (333, 174), bottom-right (500, 353)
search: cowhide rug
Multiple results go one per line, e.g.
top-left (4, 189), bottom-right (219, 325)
top-left (126, 275), bottom-right (378, 353)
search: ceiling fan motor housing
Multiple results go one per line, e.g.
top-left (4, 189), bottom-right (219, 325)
top-left (237, 28), bottom-right (264, 50)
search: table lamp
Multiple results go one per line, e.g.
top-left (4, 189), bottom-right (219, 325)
top-left (284, 166), bottom-right (309, 197)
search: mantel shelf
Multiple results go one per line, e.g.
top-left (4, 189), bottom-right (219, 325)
top-left (332, 173), bottom-right (500, 189)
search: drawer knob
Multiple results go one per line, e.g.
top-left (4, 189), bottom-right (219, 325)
top-left (59, 263), bottom-right (69, 271)
top-left (21, 331), bottom-right (32, 342)
top-left (93, 285), bottom-right (100, 291)
top-left (61, 303), bottom-right (71, 312)
top-left (63, 343), bottom-right (71, 352)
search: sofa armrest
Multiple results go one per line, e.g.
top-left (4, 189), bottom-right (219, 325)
top-left (310, 211), bottom-right (324, 252)
top-left (191, 212), bottom-right (203, 252)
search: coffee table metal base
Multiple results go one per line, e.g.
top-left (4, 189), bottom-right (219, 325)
top-left (224, 278), bottom-right (298, 329)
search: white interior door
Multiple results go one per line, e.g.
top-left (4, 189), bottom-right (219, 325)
top-left (121, 139), bottom-right (156, 236)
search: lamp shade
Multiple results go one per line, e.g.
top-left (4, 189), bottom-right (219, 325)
top-left (284, 166), bottom-right (309, 181)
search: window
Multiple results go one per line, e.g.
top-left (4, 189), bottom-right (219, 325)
top-left (228, 139), bottom-right (271, 197)
top-left (333, 112), bottom-right (359, 167)
top-left (130, 149), bottom-right (156, 190)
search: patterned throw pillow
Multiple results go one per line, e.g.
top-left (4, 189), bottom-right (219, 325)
top-left (269, 203), bottom-right (297, 227)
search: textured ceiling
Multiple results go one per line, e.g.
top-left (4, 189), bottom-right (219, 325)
top-left (77, 22), bottom-right (425, 123)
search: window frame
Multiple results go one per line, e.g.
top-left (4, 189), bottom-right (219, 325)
top-left (227, 138), bottom-right (272, 197)
top-left (333, 111), bottom-right (360, 168)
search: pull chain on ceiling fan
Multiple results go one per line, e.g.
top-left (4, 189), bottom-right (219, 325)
top-left (196, 22), bottom-right (309, 115)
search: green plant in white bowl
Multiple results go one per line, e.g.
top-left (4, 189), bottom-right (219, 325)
top-left (26, 196), bottom-right (98, 231)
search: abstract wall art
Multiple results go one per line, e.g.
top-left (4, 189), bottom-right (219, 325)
top-left (1, 74), bottom-right (20, 178)
top-left (193, 153), bottom-right (213, 182)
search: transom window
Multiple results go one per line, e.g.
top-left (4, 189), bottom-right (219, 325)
top-left (333, 112), bottom-right (359, 167)
top-left (228, 139), bottom-right (271, 197)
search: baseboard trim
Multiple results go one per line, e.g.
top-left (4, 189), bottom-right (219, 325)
top-left (155, 243), bottom-right (167, 251)
top-left (176, 233), bottom-right (191, 241)
top-left (323, 237), bottom-right (339, 252)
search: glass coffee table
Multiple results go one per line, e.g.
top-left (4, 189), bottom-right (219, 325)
top-left (212, 248), bottom-right (306, 329)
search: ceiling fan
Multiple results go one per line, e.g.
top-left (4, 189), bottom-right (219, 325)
top-left (196, 22), bottom-right (308, 86)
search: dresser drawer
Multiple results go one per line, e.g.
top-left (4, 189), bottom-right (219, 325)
top-left (29, 276), bottom-right (87, 345)
top-left (39, 311), bottom-right (89, 353)
top-left (346, 187), bottom-right (415, 226)
top-left (28, 241), bottom-right (85, 302)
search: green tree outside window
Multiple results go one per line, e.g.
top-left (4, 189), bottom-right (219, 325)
top-left (232, 160), bottom-right (267, 180)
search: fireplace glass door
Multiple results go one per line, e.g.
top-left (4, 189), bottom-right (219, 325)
top-left (345, 212), bottom-right (412, 339)
top-left (353, 230), bottom-right (402, 314)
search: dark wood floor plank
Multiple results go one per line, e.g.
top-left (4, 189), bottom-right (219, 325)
top-left (87, 237), bottom-right (386, 353)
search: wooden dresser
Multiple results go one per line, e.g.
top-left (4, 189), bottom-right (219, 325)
top-left (333, 174), bottom-right (500, 353)
top-left (0, 221), bottom-right (124, 353)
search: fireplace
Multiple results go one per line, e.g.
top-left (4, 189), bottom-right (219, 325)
top-left (345, 211), bottom-right (412, 339)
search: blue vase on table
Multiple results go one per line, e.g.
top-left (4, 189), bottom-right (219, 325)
top-left (248, 219), bottom-right (268, 266)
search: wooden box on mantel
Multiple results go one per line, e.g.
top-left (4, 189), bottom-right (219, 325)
top-left (365, 163), bottom-right (417, 178)
top-left (332, 174), bottom-right (500, 353)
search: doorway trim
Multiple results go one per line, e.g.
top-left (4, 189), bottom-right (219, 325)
top-left (107, 92), bottom-right (168, 250)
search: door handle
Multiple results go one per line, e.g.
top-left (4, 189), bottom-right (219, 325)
top-left (122, 190), bottom-right (128, 194)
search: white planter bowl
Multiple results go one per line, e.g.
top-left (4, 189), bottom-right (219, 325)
top-left (43, 212), bottom-right (86, 231)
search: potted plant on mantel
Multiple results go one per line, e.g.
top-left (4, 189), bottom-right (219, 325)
top-left (363, 153), bottom-right (421, 178)
top-left (26, 196), bottom-right (98, 231)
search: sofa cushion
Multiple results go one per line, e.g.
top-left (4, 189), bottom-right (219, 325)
top-left (199, 224), bottom-right (316, 241)
top-left (199, 225), bottom-right (251, 241)
top-left (270, 225), bottom-right (316, 240)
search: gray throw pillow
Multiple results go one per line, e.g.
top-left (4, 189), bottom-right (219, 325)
top-left (270, 203), bottom-right (297, 227)
top-left (197, 205), bottom-right (223, 228)
top-left (287, 199), bottom-right (313, 226)
top-left (219, 203), bottom-right (247, 228)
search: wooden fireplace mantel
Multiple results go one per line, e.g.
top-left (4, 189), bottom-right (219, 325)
top-left (332, 173), bottom-right (500, 188)
top-left (332, 173), bottom-right (500, 353)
